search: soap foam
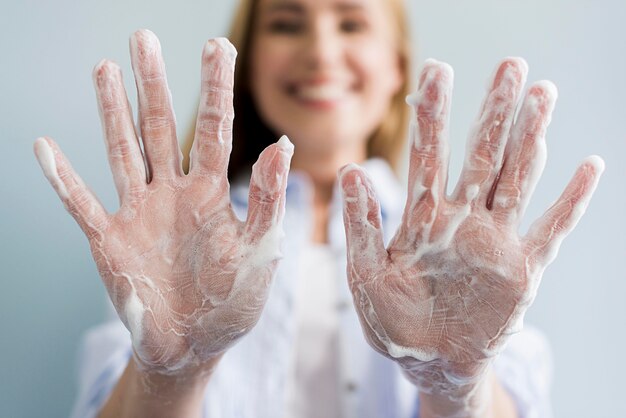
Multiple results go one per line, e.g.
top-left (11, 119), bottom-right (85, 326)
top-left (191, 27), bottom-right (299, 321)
top-left (34, 138), bottom-right (69, 200)
top-left (124, 285), bottom-right (146, 357)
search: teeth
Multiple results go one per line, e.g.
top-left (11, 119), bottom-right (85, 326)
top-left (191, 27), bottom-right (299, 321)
top-left (296, 85), bottom-right (346, 101)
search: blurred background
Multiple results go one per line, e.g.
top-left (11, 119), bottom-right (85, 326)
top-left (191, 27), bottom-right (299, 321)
top-left (1, 0), bottom-right (624, 416)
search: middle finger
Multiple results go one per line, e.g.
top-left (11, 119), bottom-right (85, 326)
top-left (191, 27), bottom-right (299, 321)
top-left (130, 29), bottom-right (182, 181)
top-left (452, 58), bottom-right (527, 207)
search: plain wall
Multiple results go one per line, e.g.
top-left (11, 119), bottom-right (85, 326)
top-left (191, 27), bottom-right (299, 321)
top-left (1, 0), bottom-right (624, 417)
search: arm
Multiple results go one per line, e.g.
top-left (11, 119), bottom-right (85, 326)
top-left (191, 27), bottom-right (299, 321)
top-left (339, 58), bottom-right (602, 418)
top-left (99, 356), bottom-right (220, 418)
top-left (35, 30), bottom-right (293, 418)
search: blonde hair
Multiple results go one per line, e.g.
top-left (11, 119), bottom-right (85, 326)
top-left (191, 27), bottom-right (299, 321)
top-left (183, 0), bottom-right (413, 179)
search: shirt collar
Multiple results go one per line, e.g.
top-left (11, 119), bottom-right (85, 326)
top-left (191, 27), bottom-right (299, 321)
top-left (230, 158), bottom-right (406, 249)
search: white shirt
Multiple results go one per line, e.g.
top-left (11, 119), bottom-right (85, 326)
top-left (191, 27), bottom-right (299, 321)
top-left (285, 243), bottom-right (342, 418)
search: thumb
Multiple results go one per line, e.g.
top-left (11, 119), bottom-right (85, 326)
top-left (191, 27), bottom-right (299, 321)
top-left (339, 164), bottom-right (387, 285)
top-left (244, 135), bottom-right (294, 244)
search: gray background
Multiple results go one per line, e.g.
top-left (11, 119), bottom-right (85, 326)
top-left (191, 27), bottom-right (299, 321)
top-left (1, 0), bottom-right (624, 417)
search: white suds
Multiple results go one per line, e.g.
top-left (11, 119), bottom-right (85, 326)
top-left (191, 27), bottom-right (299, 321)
top-left (276, 135), bottom-right (294, 153)
top-left (210, 37), bottom-right (238, 59)
top-left (246, 222), bottom-right (284, 268)
top-left (584, 155), bottom-right (605, 174)
top-left (34, 138), bottom-right (69, 199)
top-left (125, 286), bottom-right (146, 354)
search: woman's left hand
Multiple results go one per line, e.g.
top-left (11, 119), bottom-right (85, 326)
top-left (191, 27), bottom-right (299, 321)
top-left (339, 58), bottom-right (603, 401)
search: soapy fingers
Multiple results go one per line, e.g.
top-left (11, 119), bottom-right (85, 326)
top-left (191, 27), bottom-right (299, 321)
top-left (339, 164), bottom-right (387, 285)
top-left (406, 59), bottom-right (453, 204)
top-left (245, 136), bottom-right (294, 243)
top-left (524, 156), bottom-right (604, 268)
top-left (490, 82), bottom-right (556, 225)
top-left (189, 38), bottom-right (236, 179)
top-left (93, 60), bottom-right (147, 204)
top-left (453, 58), bottom-right (527, 207)
top-left (33, 137), bottom-right (109, 238)
top-left (400, 60), bottom-right (452, 237)
top-left (130, 29), bottom-right (181, 180)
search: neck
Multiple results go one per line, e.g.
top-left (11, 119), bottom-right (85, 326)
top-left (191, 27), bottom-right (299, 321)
top-left (290, 142), bottom-right (367, 244)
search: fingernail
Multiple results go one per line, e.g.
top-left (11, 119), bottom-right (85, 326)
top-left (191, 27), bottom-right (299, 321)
top-left (276, 135), bottom-right (294, 155)
top-left (584, 155), bottom-right (605, 175)
top-left (130, 29), bottom-right (161, 71)
top-left (338, 164), bottom-right (364, 198)
top-left (271, 138), bottom-right (293, 180)
top-left (205, 37), bottom-right (237, 60)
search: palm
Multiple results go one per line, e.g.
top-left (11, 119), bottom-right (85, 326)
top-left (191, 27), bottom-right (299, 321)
top-left (93, 182), bottom-right (264, 371)
top-left (340, 58), bottom-right (603, 386)
top-left (34, 31), bottom-right (293, 374)
top-left (361, 212), bottom-right (525, 366)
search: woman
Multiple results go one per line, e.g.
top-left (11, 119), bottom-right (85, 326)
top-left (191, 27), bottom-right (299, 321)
top-left (34, 0), bottom-right (603, 417)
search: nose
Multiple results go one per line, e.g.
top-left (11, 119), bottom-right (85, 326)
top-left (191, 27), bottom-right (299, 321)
top-left (301, 18), bottom-right (343, 70)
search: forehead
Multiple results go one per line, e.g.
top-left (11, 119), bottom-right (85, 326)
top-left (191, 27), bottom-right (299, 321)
top-left (257, 0), bottom-right (387, 14)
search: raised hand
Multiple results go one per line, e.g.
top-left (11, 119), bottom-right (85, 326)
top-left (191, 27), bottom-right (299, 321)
top-left (34, 30), bottom-right (293, 376)
top-left (339, 58), bottom-right (603, 398)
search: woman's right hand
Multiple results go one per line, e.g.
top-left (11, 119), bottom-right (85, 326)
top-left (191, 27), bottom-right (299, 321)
top-left (34, 30), bottom-right (293, 376)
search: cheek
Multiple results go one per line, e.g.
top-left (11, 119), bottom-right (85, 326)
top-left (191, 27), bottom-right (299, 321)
top-left (250, 46), bottom-right (299, 133)
top-left (250, 41), bottom-right (290, 98)
top-left (250, 50), bottom-right (274, 100)
top-left (353, 41), bottom-right (402, 102)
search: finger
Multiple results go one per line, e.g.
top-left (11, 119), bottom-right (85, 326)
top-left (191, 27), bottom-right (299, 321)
top-left (453, 58), bottom-right (528, 206)
top-left (523, 156), bottom-right (604, 269)
top-left (93, 60), bottom-right (147, 203)
top-left (34, 137), bottom-right (109, 239)
top-left (189, 38), bottom-right (236, 179)
top-left (339, 163), bottom-right (387, 285)
top-left (244, 136), bottom-right (294, 243)
top-left (491, 81), bottom-right (557, 225)
top-left (394, 59), bottom-right (452, 248)
top-left (130, 29), bottom-right (181, 181)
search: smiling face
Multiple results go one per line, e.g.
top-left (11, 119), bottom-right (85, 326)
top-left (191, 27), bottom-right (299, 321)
top-left (249, 0), bottom-right (404, 163)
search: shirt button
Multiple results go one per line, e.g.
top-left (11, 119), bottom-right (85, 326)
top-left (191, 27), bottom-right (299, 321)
top-left (336, 300), bottom-right (350, 311)
top-left (345, 381), bottom-right (358, 393)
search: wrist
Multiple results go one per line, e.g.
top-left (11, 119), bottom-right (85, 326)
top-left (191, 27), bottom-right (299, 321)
top-left (400, 358), bottom-right (495, 418)
top-left (131, 345), bottom-right (222, 379)
top-left (417, 369), bottom-right (496, 418)
top-left (100, 354), bottom-right (221, 418)
top-left (131, 353), bottom-right (220, 394)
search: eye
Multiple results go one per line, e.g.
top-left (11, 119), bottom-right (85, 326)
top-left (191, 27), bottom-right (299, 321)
top-left (267, 19), bottom-right (305, 34)
top-left (340, 18), bottom-right (368, 33)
